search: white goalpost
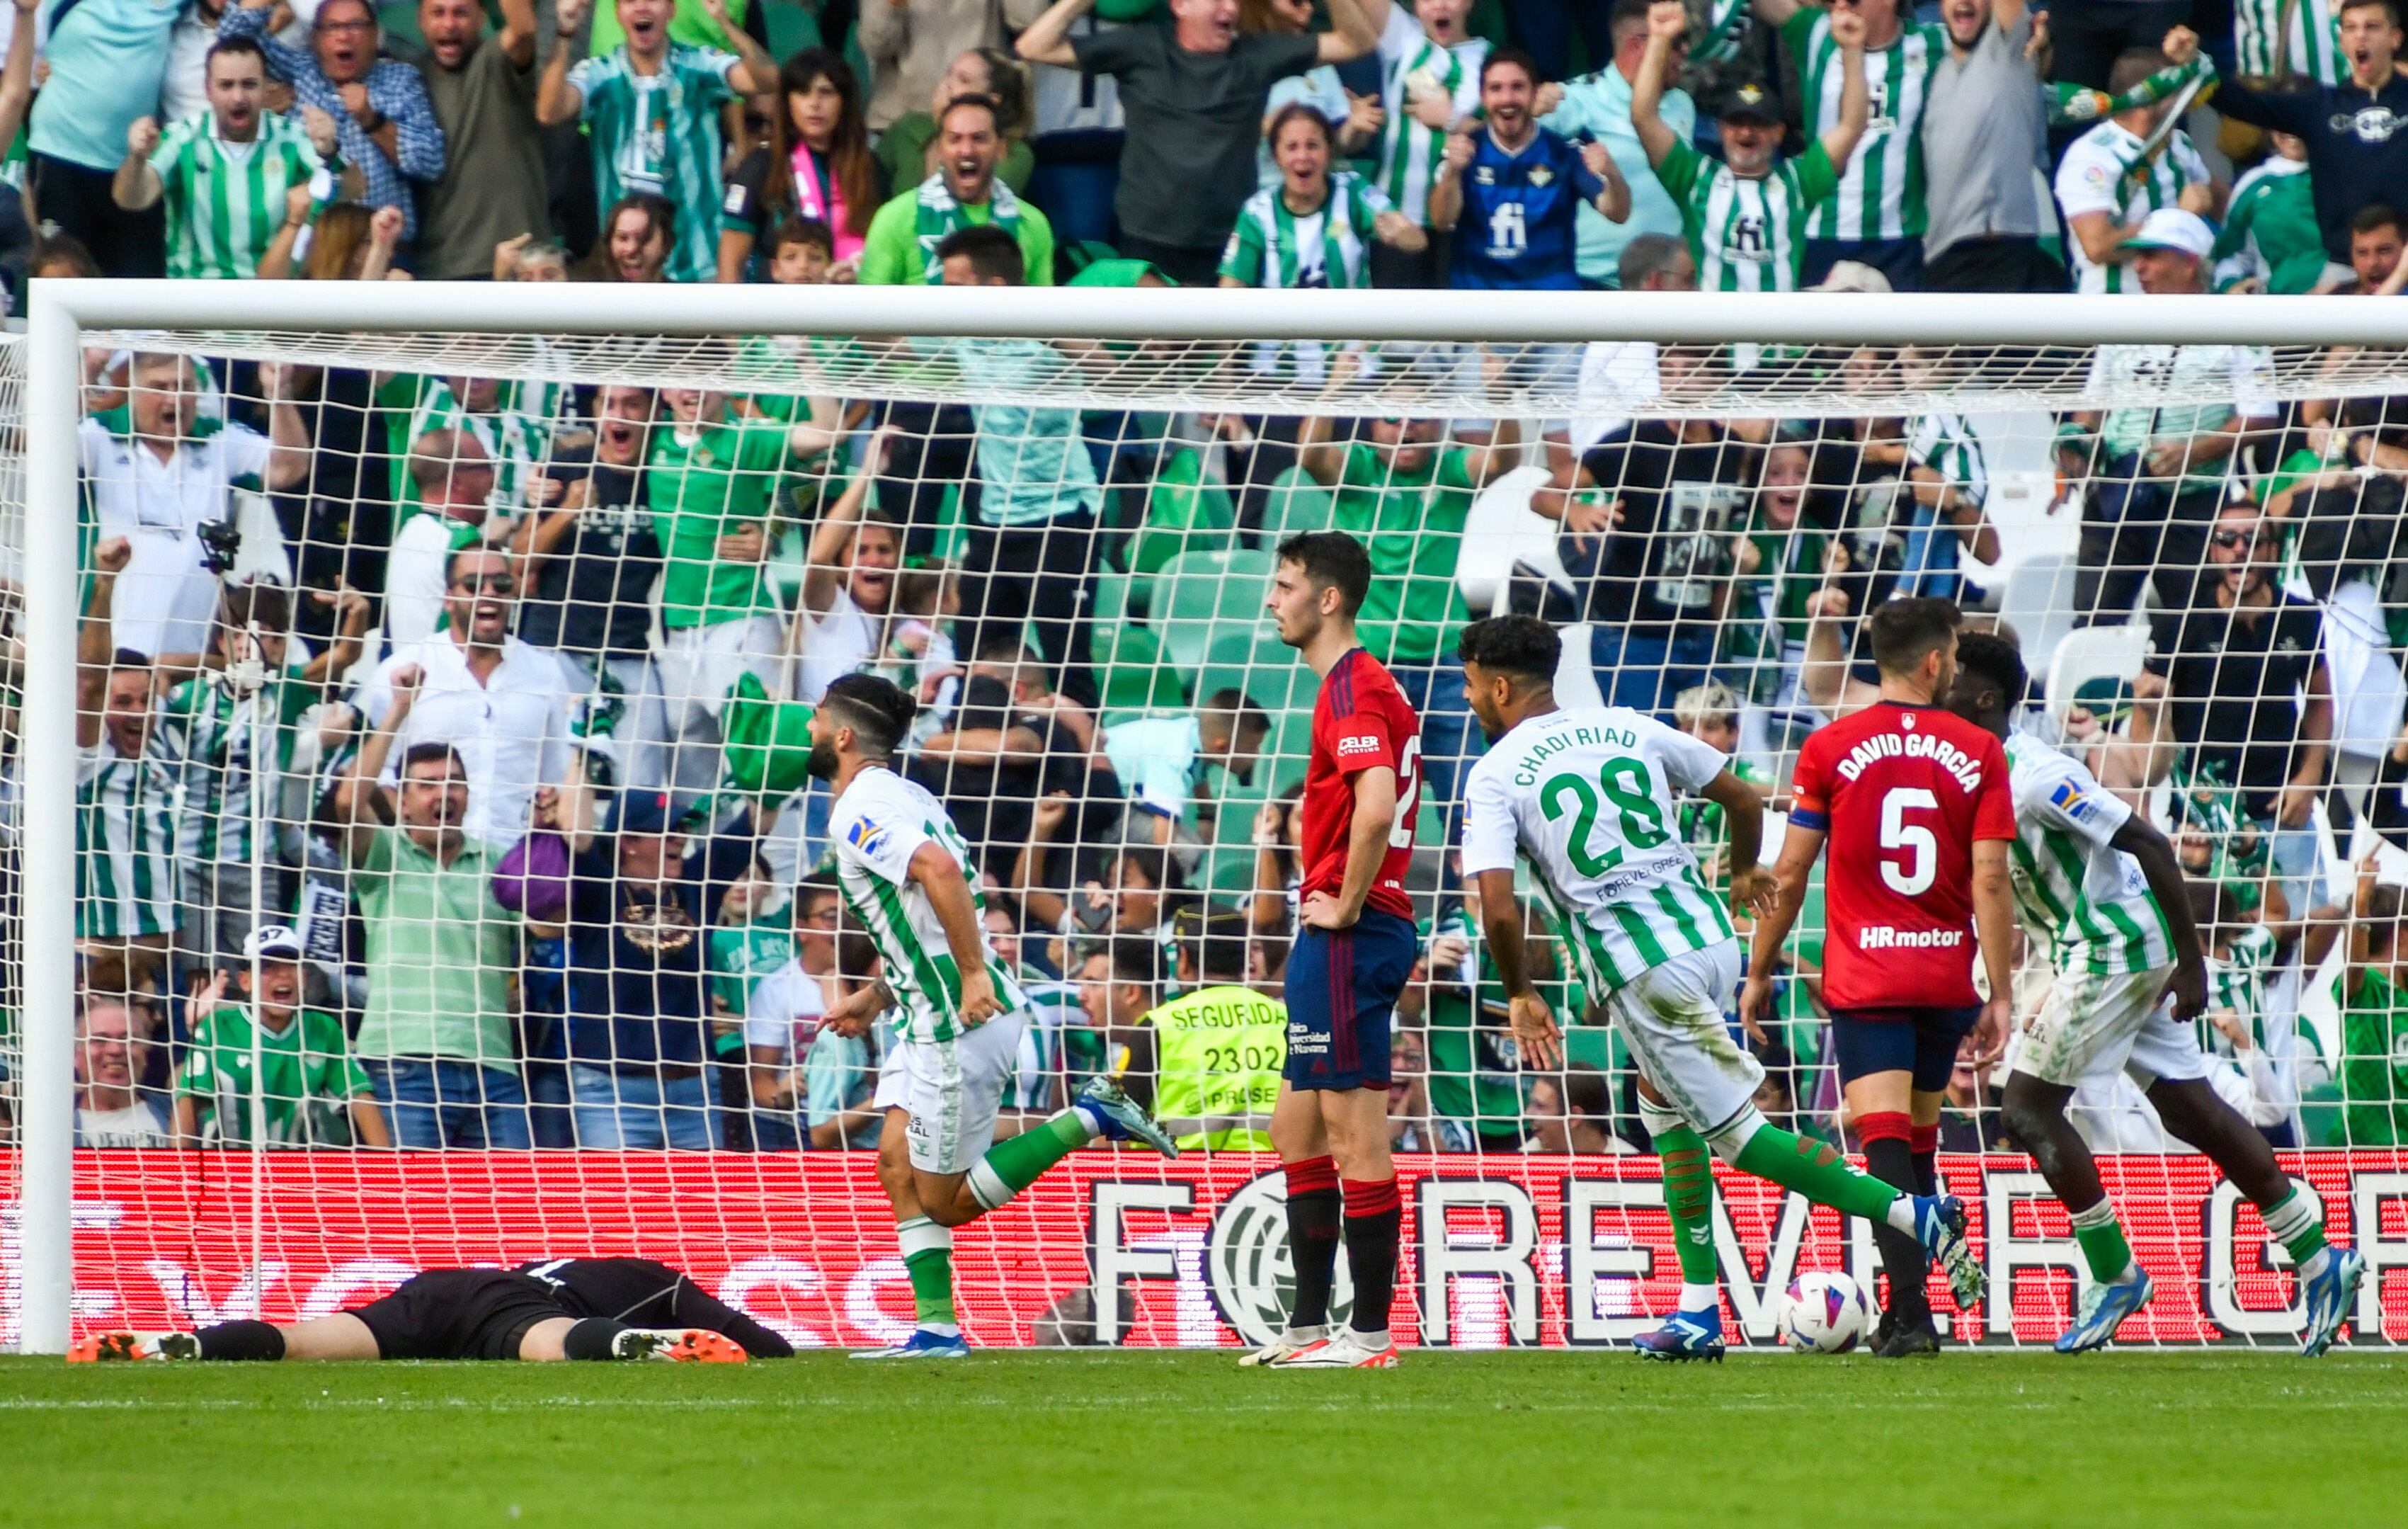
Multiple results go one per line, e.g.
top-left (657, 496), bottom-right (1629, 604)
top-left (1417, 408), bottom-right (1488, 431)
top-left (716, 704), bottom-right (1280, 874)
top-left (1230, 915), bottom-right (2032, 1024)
top-left (11, 278), bottom-right (2408, 1355)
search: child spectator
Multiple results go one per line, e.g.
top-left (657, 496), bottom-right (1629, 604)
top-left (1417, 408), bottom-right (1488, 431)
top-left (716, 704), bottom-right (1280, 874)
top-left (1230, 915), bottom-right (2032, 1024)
top-left (175, 927), bottom-right (392, 1147)
top-left (1672, 681), bottom-right (1773, 899)
top-left (762, 216), bottom-right (835, 286)
top-left (2195, 879), bottom-right (2341, 1147)
top-left (2336, 867), bottom-right (2408, 1145)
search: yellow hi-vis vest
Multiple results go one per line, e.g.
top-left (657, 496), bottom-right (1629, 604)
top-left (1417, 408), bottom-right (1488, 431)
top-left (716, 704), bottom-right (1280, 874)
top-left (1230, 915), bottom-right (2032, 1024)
top-left (1142, 984), bottom-right (1286, 1150)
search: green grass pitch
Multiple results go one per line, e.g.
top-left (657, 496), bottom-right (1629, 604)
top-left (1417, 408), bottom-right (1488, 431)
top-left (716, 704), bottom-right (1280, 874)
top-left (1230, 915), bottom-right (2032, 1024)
top-left (7, 1351), bottom-right (2407, 1527)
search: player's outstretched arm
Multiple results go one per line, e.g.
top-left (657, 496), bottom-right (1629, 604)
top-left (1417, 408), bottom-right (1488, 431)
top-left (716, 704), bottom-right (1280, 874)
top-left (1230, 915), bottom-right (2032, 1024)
top-left (1740, 822), bottom-right (1825, 1040)
top-left (1699, 768), bottom-right (1776, 919)
top-left (908, 841), bottom-right (1002, 1026)
top-left (2110, 814), bottom-right (2210, 1021)
top-left (1473, 868), bottom-right (1561, 1069)
top-left (1967, 839), bottom-right (2017, 1064)
top-left (1302, 766), bottom-right (1397, 930)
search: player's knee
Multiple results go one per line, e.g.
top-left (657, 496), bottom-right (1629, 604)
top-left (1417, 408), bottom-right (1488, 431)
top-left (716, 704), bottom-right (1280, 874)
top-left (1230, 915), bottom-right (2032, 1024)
top-left (1702, 1106), bottom-right (1767, 1166)
top-left (923, 1198), bottom-right (979, 1229)
top-left (1998, 1074), bottom-right (2069, 1147)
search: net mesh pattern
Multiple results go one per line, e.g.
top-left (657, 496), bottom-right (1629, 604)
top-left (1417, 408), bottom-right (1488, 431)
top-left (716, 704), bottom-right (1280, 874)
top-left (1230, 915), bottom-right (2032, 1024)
top-left (4, 319), bottom-right (2406, 1353)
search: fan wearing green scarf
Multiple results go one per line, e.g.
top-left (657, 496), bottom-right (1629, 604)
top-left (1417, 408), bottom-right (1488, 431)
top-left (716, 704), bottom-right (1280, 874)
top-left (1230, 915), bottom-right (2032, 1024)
top-left (860, 93), bottom-right (1054, 286)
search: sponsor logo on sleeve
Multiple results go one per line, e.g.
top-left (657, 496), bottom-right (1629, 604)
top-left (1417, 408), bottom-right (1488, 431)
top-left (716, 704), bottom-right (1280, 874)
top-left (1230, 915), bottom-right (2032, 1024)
top-left (845, 816), bottom-right (889, 858)
top-left (2049, 778), bottom-right (2097, 822)
top-left (1335, 732), bottom-right (1383, 761)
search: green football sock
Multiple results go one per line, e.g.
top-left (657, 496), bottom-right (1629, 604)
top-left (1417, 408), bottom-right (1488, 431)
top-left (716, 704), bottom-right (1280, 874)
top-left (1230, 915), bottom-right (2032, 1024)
top-left (1730, 1123), bottom-right (1905, 1224)
top-left (2067, 1197), bottom-right (2133, 1285)
top-left (2261, 1188), bottom-right (2329, 1267)
top-left (967, 1108), bottom-right (1095, 1211)
top-left (1655, 1125), bottom-right (1722, 1288)
top-left (896, 1216), bottom-right (956, 1326)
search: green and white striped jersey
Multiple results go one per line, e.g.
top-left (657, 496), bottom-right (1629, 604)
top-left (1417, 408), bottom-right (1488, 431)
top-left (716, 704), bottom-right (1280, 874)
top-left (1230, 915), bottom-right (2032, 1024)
top-left (828, 765), bottom-right (1028, 1045)
top-left (149, 110), bottom-right (328, 280)
top-left (2053, 117), bottom-right (2211, 294)
top-left (397, 375), bottom-right (561, 513)
top-left (2235, 0), bottom-right (2345, 87)
top-left (155, 665), bottom-right (316, 868)
top-left (2002, 732), bottom-right (2176, 975)
top-left (2204, 921), bottom-right (2278, 1053)
top-left (1782, 8), bottom-right (1943, 241)
top-left (1655, 137), bottom-right (1838, 291)
top-left (1374, 4), bottom-right (1486, 227)
top-left (1460, 705), bottom-right (1737, 996)
top-left (76, 739), bottom-right (179, 940)
top-left (1906, 410), bottom-right (1987, 507)
top-left (1221, 171), bottom-right (1391, 291)
top-left (568, 44), bottom-right (742, 283)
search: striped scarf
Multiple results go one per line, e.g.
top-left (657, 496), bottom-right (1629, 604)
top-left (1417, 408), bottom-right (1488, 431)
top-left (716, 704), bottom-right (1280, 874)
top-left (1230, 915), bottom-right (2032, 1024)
top-left (913, 173), bottom-right (1021, 283)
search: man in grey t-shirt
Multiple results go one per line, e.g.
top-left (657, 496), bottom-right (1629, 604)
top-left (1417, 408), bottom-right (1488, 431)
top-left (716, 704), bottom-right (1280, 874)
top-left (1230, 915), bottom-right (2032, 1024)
top-left (1922, 0), bottom-right (2065, 291)
top-left (1017, 0), bottom-right (1379, 285)
top-left (403, 0), bottom-right (552, 280)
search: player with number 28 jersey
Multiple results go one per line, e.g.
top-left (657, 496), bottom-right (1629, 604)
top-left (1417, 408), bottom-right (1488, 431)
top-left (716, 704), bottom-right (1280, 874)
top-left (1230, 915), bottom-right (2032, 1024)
top-left (1787, 700), bottom-right (2015, 1011)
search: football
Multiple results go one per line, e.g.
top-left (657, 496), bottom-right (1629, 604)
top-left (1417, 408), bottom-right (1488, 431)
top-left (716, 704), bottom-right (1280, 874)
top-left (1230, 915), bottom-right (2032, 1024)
top-left (1777, 1272), bottom-right (1875, 1354)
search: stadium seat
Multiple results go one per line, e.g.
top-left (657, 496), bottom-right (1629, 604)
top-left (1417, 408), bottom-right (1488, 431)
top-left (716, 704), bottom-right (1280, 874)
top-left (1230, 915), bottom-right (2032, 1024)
top-left (2045, 622), bottom-right (2150, 722)
top-left (1200, 772), bottom-right (1273, 897)
top-left (1098, 624), bottom-right (1188, 711)
top-left (1156, 548), bottom-right (1279, 674)
top-left (1552, 625), bottom-right (1607, 710)
top-left (1194, 627), bottom-right (1298, 712)
top-left (1261, 708), bottom-right (1316, 795)
top-left (1997, 552), bottom-right (2080, 678)
top-left (1259, 466), bottom-right (1335, 540)
top-left (1124, 447), bottom-right (1236, 595)
top-left (1454, 465), bottom-right (1572, 618)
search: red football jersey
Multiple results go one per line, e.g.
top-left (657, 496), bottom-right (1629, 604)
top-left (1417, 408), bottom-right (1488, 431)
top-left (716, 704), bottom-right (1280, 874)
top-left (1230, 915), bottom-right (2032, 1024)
top-left (1300, 648), bottom-right (1420, 923)
top-left (1788, 700), bottom-right (2015, 1011)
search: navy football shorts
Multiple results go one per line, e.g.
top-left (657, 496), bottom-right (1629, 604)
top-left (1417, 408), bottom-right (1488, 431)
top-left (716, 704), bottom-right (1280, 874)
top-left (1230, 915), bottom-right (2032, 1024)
top-left (1282, 905), bottom-right (1417, 1091)
top-left (1828, 1006), bottom-right (1983, 1092)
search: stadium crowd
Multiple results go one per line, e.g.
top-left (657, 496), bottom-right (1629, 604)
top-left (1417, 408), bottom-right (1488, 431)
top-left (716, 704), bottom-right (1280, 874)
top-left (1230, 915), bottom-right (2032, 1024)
top-left (15, 0), bottom-right (2408, 1158)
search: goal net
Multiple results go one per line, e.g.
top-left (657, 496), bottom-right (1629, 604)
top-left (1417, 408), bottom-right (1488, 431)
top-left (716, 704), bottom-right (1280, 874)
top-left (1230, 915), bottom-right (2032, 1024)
top-left (6, 282), bottom-right (2407, 1353)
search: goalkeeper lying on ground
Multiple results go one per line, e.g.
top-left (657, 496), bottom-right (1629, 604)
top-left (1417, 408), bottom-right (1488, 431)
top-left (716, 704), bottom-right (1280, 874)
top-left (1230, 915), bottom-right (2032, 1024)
top-left (69, 1257), bottom-right (792, 1364)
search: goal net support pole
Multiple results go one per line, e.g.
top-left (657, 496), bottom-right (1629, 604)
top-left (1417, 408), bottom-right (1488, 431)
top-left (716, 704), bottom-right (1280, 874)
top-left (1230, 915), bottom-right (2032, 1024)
top-left (13, 278), bottom-right (2400, 1352)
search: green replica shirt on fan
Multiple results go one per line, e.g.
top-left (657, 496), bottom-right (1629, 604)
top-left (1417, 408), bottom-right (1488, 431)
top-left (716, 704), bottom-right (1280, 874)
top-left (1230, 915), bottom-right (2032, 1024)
top-left (149, 110), bottom-right (329, 280)
top-left (567, 44), bottom-right (741, 283)
top-left (710, 921), bottom-right (796, 1017)
top-left (1654, 137), bottom-right (1838, 292)
top-left (2339, 965), bottom-right (2408, 1146)
top-left (155, 662), bottom-right (317, 868)
top-left (857, 175), bottom-right (1056, 286)
top-left (646, 414), bottom-right (793, 629)
top-left (1781, 6), bottom-right (1943, 241)
top-left (76, 739), bottom-right (179, 941)
top-left (1220, 171), bottom-right (1391, 290)
top-left (178, 1005), bottom-right (373, 1147)
top-left (1330, 440), bottom-right (1477, 666)
top-left (2213, 157), bottom-right (2327, 295)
